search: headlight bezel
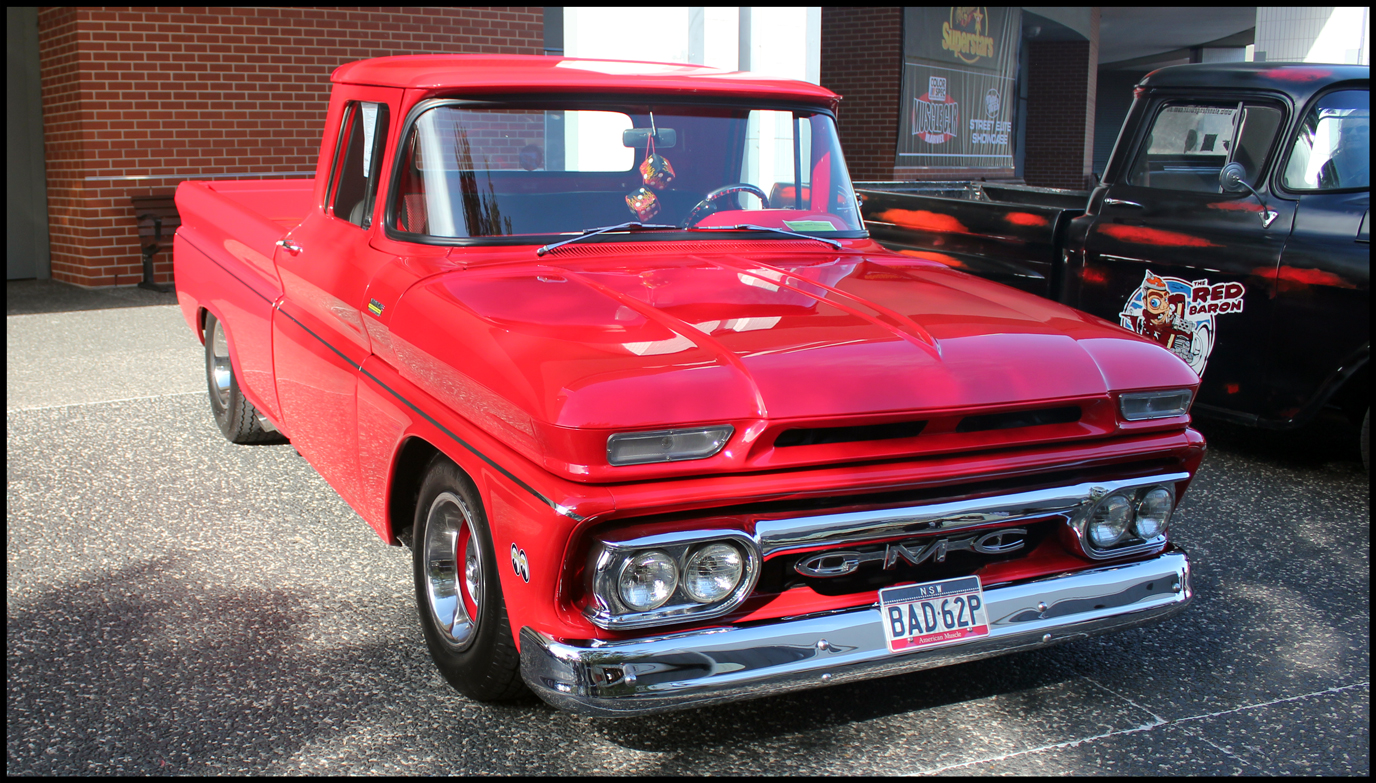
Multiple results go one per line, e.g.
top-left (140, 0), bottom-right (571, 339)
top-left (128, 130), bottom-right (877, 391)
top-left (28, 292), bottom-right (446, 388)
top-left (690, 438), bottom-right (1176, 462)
top-left (607, 425), bottom-right (734, 467)
top-left (585, 530), bottom-right (760, 630)
top-left (1068, 482), bottom-right (1176, 560)
top-left (1119, 389), bottom-right (1195, 422)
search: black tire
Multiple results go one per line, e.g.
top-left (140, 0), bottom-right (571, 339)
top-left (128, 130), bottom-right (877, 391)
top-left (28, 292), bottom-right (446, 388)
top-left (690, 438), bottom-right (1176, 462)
top-left (413, 454), bottom-right (526, 702)
top-left (1362, 408), bottom-right (1369, 473)
top-left (204, 311), bottom-right (284, 444)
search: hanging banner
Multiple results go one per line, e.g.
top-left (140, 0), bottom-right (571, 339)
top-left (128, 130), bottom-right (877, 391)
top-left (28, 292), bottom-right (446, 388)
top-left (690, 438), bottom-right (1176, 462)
top-left (897, 7), bottom-right (1021, 170)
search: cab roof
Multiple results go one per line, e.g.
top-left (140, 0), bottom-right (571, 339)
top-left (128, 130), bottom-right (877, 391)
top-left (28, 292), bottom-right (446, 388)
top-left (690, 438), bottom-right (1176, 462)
top-left (332, 54), bottom-right (840, 110)
top-left (1139, 62), bottom-right (1369, 103)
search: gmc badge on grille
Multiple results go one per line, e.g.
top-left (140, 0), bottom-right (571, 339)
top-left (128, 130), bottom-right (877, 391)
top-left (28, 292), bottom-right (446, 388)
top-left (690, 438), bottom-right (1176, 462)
top-left (794, 528), bottom-right (1028, 578)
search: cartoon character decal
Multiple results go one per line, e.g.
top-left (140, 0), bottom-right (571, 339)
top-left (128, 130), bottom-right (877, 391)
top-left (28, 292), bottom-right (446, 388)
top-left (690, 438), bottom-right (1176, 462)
top-left (1119, 270), bottom-right (1245, 377)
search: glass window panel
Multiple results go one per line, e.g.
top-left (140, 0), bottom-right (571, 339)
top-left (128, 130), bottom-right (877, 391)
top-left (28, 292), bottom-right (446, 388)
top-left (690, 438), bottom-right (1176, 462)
top-left (1282, 90), bottom-right (1369, 191)
top-left (393, 102), bottom-right (862, 238)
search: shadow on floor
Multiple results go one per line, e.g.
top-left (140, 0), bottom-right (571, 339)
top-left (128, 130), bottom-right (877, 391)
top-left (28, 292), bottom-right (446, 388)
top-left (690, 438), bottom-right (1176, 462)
top-left (1191, 409), bottom-right (1366, 471)
top-left (7, 278), bottom-right (177, 316)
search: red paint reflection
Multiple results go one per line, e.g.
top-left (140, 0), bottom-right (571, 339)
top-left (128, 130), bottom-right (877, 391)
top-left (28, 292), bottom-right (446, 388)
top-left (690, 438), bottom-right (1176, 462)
top-left (1098, 224), bottom-right (1220, 248)
top-left (875, 208), bottom-right (970, 234)
top-left (1260, 67), bottom-right (1333, 82)
top-left (1004, 211), bottom-right (1049, 227)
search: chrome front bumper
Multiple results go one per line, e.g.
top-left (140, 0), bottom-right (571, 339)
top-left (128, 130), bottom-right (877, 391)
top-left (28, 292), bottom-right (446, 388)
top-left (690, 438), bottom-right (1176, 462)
top-left (520, 550), bottom-right (1191, 716)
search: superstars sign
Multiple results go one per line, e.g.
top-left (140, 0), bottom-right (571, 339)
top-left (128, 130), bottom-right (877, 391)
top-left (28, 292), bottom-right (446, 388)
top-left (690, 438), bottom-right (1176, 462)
top-left (898, 7), bottom-right (1020, 170)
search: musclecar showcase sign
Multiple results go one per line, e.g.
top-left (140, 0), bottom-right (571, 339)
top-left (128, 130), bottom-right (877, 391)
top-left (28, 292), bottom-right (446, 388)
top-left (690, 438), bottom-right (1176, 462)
top-left (897, 7), bottom-right (1020, 172)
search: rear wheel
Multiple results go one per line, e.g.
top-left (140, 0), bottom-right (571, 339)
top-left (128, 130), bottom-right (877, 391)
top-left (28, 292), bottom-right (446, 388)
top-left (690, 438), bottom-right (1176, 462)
top-left (413, 454), bottom-right (526, 701)
top-left (204, 312), bottom-right (283, 444)
top-left (1361, 408), bottom-right (1369, 473)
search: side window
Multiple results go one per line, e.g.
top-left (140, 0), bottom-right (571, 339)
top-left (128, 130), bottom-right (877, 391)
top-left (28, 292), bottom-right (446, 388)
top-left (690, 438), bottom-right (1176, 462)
top-left (329, 101), bottom-right (390, 227)
top-left (741, 110), bottom-right (812, 208)
top-left (1127, 102), bottom-right (1283, 192)
top-left (1282, 89), bottom-right (1370, 192)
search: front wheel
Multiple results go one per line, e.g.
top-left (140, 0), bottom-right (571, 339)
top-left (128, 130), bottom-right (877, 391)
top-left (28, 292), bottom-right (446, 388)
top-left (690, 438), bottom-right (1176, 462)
top-left (413, 454), bottom-right (526, 701)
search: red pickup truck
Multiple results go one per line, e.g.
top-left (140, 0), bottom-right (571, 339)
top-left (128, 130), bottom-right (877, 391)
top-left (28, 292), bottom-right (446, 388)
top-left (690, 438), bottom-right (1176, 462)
top-left (174, 55), bottom-right (1205, 716)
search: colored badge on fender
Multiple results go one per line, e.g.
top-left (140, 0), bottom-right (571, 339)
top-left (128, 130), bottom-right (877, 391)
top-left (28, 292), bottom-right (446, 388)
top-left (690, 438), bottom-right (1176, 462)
top-left (367, 298), bottom-right (384, 317)
top-left (1119, 270), bottom-right (1244, 377)
top-left (510, 543), bottom-right (529, 583)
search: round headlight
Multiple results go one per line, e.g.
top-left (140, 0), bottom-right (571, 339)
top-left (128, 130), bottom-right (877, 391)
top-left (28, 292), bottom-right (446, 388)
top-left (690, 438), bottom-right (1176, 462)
top-left (617, 550), bottom-right (678, 611)
top-left (682, 543), bottom-right (744, 603)
top-left (1135, 487), bottom-right (1172, 539)
top-left (1088, 493), bottom-right (1133, 549)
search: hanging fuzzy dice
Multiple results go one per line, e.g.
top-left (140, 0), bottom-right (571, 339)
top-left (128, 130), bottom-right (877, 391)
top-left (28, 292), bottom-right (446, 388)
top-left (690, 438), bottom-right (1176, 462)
top-left (639, 153), bottom-right (675, 190)
top-left (625, 117), bottom-right (674, 220)
top-left (625, 187), bottom-right (660, 221)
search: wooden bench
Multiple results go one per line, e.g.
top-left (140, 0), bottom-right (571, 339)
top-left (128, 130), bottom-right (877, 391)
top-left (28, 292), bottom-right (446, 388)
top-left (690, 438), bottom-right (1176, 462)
top-left (131, 192), bottom-right (179, 292)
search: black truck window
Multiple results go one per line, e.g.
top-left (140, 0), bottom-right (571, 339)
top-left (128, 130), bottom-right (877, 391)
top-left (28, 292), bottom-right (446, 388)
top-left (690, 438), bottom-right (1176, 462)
top-left (1128, 102), bottom-right (1282, 192)
top-left (1282, 89), bottom-right (1370, 192)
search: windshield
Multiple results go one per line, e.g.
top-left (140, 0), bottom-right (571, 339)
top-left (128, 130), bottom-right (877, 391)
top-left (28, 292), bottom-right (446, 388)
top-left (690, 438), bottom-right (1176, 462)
top-left (389, 100), bottom-right (864, 240)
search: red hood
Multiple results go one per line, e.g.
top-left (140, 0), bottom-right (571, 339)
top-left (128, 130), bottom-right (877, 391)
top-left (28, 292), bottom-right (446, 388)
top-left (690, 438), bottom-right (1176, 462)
top-left (385, 247), bottom-right (1198, 479)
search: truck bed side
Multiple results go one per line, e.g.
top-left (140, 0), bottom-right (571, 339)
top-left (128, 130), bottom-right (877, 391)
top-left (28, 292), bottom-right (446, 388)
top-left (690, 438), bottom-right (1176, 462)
top-left (173, 179), bottom-right (314, 427)
top-left (857, 187), bottom-right (1081, 299)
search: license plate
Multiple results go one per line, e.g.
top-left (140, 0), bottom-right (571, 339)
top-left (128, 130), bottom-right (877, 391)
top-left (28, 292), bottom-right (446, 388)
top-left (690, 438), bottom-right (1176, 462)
top-left (879, 575), bottom-right (990, 653)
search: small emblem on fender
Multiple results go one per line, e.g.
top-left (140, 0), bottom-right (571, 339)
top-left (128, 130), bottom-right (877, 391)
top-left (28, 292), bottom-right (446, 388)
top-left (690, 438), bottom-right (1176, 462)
top-left (367, 298), bottom-right (384, 317)
top-left (510, 543), bottom-right (529, 583)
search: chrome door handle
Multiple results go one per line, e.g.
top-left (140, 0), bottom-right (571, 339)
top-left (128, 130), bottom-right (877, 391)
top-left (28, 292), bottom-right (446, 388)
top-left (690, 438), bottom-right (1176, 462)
top-left (275, 239), bottom-right (303, 255)
top-left (1103, 198), bottom-right (1143, 208)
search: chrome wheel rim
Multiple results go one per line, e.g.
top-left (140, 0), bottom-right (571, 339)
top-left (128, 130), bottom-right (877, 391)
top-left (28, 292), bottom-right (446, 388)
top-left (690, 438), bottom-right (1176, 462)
top-left (209, 320), bottom-right (232, 409)
top-left (423, 491), bottom-right (482, 650)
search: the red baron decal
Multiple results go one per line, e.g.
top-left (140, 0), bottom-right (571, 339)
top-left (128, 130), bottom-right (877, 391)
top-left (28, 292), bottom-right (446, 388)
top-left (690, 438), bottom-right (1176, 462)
top-left (1004, 211), bottom-right (1050, 227)
top-left (1098, 224), bottom-right (1221, 248)
top-left (877, 209), bottom-right (971, 234)
top-left (1120, 271), bottom-right (1244, 375)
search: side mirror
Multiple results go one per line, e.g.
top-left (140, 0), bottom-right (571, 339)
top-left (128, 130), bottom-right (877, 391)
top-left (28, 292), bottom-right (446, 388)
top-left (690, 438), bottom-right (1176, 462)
top-left (1219, 161), bottom-right (1249, 193)
top-left (1218, 161), bottom-right (1279, 229)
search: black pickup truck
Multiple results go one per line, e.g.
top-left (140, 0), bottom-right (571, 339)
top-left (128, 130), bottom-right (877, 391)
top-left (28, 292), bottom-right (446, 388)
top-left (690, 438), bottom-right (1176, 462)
top-left (860, 63), bottom-right (1370, 466)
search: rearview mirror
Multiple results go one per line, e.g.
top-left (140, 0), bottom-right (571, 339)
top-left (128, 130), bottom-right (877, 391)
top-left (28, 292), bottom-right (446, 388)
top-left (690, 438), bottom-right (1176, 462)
top-left (622, 128), bottom-right (677, 148)
top-left (1219, 161), bottom-right (1249, 193)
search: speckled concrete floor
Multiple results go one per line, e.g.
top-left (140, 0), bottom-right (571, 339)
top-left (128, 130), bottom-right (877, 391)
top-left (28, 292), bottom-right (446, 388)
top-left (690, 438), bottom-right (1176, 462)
top-left (7, 296), bottom-right (1368, 775)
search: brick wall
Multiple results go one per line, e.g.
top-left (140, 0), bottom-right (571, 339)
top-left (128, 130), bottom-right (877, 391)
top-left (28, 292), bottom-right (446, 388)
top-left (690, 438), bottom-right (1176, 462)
top-left (819, 7), bottom-right (902, 182)
top-left (35, 7), bottom-right (543, 288)
top-left (1023, 9), bottom-right (1100, 189)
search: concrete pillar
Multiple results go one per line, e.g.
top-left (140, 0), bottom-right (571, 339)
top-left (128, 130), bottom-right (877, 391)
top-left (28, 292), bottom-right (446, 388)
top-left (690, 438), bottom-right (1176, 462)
top-left (1023, 8), bottom-right (1100, 189)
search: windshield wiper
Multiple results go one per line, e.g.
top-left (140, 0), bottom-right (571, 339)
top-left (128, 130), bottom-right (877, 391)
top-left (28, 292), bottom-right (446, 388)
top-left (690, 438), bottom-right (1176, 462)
top-left (687, 223), bottom-right (843, 249)
top-left (535, 221), bottom-right (679, 256)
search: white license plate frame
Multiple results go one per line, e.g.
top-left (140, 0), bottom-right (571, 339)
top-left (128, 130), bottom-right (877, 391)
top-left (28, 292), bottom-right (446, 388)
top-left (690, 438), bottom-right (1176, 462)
top-left (879, 575), bottom-right (991, 653)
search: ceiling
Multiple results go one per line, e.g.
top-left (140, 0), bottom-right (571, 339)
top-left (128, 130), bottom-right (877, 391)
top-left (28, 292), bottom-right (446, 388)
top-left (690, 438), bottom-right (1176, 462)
top-left (1097, 7), bottom-right (1257, 66)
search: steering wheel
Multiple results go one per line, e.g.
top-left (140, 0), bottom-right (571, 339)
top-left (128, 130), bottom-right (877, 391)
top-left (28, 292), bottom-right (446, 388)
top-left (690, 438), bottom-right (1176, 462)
top-left (680, 183), bottom-right (770, 227)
